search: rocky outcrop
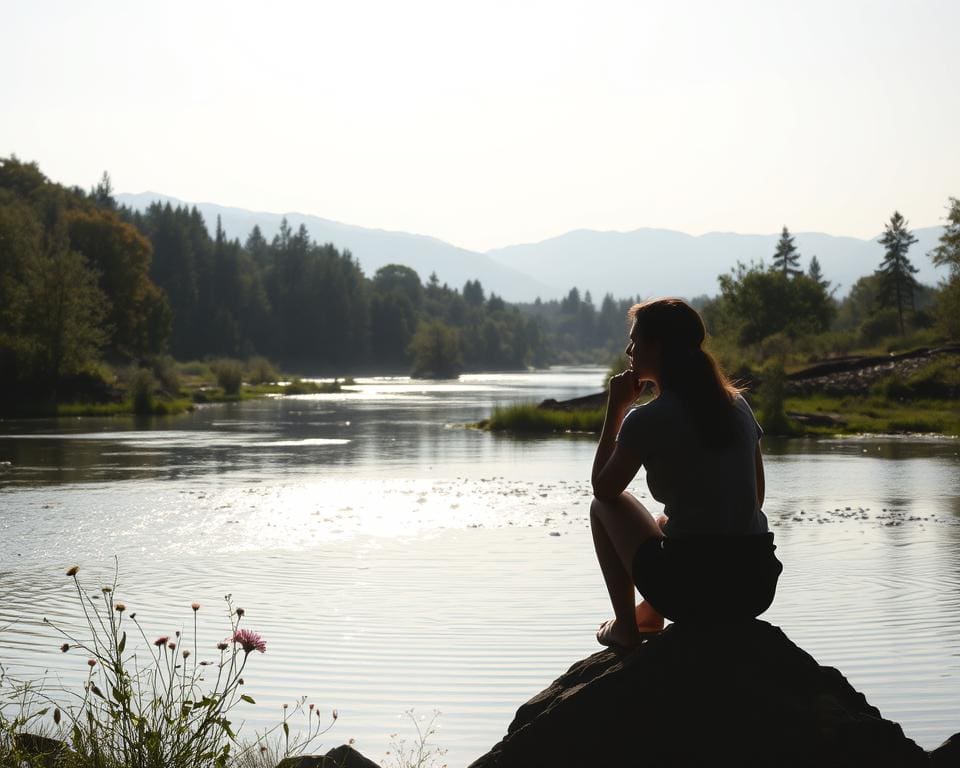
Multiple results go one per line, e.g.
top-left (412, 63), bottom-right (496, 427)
top-left (468, 620), bottom-right (941, 768)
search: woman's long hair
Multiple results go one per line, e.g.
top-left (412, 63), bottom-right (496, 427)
top-left (628, 298), bottom-right (742, 450)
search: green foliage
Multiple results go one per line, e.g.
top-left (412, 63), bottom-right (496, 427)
top-left (929, 197), bottom-right (960, 275)
top-left (755, 362), bottom-right (796, 436)
top-left (858, 308), bottom-right (901, 347)
top-left (929, 198), bottom-right (960, 338)
top-left (282, 378), bottom-right (341, 395)
top-left (484, 403), bottom-right (606, 433)
top-left (876, 210), bottom-right (920, 335)
top-left (0, 565), bottom-right (333, 768)
top-left (715, 262), bottom-right (835, 345)
top-left (212, 359), bottom-right (244, 396)
top-left (246, 356), bottom-right (279, 385)
top-left (409, 320), bottom-right (462, 379)
top-left (771, 226), bottom-right (802, 277)
top-left (149, 354), bottom-right (181, 396)
top-left (127, 368), bottom-right (156, 414)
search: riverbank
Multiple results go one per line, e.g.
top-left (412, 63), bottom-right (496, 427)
top-left (479, 346), bottom-right (960, 436)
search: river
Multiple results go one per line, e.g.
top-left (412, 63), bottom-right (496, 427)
top-left (1, 367), bottom-right (958, 764)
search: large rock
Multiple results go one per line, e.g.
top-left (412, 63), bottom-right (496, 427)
top-left (468, 620), bottom-right (933, 768)
top-left (277, 744), bottom-right (382, 768)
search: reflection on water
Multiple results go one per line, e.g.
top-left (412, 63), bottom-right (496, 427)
top-left (1, 368), bottom-right (959, 763)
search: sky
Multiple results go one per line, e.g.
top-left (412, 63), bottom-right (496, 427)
top-left (2, 0), bottom-right (958, 252)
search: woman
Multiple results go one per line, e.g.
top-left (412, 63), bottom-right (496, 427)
top-left (591, 298), bottom-right (781, 648)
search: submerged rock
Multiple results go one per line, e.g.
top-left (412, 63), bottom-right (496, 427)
top-left (468, 620), bottom-right (933, 768)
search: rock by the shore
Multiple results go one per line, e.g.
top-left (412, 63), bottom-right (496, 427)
top-left (468, 620), bottom-right (936, 768)
top-left (277, 744), bottom-right (382, 768)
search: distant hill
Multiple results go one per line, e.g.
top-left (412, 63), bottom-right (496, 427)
top-left (116, 192), bottom-right (548, 302)
top-left (118, 192), bottom-right (949, 301)
top-left (486, 226), bottom-right (949, 302)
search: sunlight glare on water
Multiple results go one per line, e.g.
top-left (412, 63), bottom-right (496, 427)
top-left (1, 368), bottom-right (959, 763)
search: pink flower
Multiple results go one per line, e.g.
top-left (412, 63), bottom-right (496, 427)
top-left (153, 636), bottom-right (170, 648)
top-left (231, 629), bottom-right (266, 654)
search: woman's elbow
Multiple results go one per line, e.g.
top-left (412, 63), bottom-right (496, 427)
top-left (591, 480), bottom-right (623, 503)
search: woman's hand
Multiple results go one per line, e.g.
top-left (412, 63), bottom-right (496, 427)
top-left (608, 370), bottom-right (642, 412)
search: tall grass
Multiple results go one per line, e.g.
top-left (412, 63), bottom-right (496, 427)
top-left (484, 403), bottom-right (605, 433)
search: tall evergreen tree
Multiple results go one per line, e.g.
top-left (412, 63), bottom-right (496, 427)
top-left (771, 226), bottom-right (802, 277)
top-left (876, 210), bottom-right (919, 335)
top-left (807, 255), bottom-right (830, 292)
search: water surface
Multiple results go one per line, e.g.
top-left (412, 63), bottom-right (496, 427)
top-left (1, 368), bottom-right (958, 763)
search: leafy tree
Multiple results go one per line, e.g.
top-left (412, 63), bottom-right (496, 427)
top-left (717, 262), bottom-right (834, 344)
top-left (13, 220), bottom-right (108, 397)
top-left (876, 210), bottom-right (919, 335)
top-left (409, 319), bottom-right (462, 378)
top-left (772, 226), bottom-right (802, 277)
top-left (67, 206), bottom-right (169, 357)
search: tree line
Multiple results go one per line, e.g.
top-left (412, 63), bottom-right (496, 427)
top-left (2, 156), bottom-right (957, 413)
top-left (0, 158), bottom-right (550, 412)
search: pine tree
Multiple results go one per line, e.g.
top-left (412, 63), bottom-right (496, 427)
top-left (772, 226), bottom-right (802, 277)
top-left (876, 211), bottom-right (919, 335)
top-left (808, 255), bottom-right (829, 291)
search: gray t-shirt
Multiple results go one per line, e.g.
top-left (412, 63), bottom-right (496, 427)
top-left (616, 390), bottom-right (768, 537)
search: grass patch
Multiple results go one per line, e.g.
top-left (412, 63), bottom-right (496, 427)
top-left (785, 394), bottom-right (960, 436)
top-left (481, 403), bottom-right (606, 433)
top-left (57, 399), bottom-right (194, 417)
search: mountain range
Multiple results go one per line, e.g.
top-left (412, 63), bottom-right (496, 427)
top-left (117, 192), bottom-right (949, 303)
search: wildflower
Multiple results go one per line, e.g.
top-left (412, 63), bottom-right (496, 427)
top-left (101, 586), bottom-right (112, 594)
top-left (238, 678), bottom-right (245, 685)
top-left (168, 642), bottom-right (176, 651)
top-left (216, 642), bottom-right (229, 651)
top-left (114, 602), bottom-right (126, 613)
top-left (130, 612), bottom-right (137, 620)
top-left (283, 703), bottom-right (289, 710)
top-left (153, 636), bottom-right (170, 648)
top-left (309, 703), bottom-right (315, 711)
top-left (191, 602), bottom-right (200, 611)
top-left (60, 643), bottom-right (70, 653)
top-left (66, 565), bottom-right (80, 577)
top-left (260, 746), bottom-right (267, 754)
top-left (231, 629), bottom-right (266, 654)
top-left (53, 708), bottom-right (61, 725)
top-left (87, 658), bottom-right (96, 667)
top-left (332, 709), bottom-right (339, 720)
top-left (182, 649), bottom-right (190, 659)
top-left (175, 630), bottom-right (181, 637)
top-left (235, 607), bottom-right (245, 618)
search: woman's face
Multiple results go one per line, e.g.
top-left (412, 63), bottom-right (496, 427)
top-left (625, 320), bottom-right (661, 382)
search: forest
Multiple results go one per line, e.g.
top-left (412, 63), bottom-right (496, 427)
top-left (1, 156), bottom-right (958, 418)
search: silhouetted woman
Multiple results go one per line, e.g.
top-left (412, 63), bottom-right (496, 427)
top-left (591, 298), bottom-right (782, 648)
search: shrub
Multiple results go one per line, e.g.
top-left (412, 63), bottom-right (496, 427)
top-left (756, 362), bottom-right (795, 436)
top-left (149, 355), bottom-right (181, 397)
top-left (212, 359), bottom-right (244, 396)
top-left (246, 357), bottom-right (279, 386)
top-left (128, 368), bottom-right (156, 415)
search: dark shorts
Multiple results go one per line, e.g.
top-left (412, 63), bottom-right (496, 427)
top-left (632, 532), bottom-right (783, 624)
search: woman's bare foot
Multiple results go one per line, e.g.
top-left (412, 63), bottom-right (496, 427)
top-left (635, 600), bottom-right (665, 633)
top-left (596, 618), bottom-right (643, 648)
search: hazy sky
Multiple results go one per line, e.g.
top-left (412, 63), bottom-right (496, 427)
top-left (2, 0), bottom-right (958, 251)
